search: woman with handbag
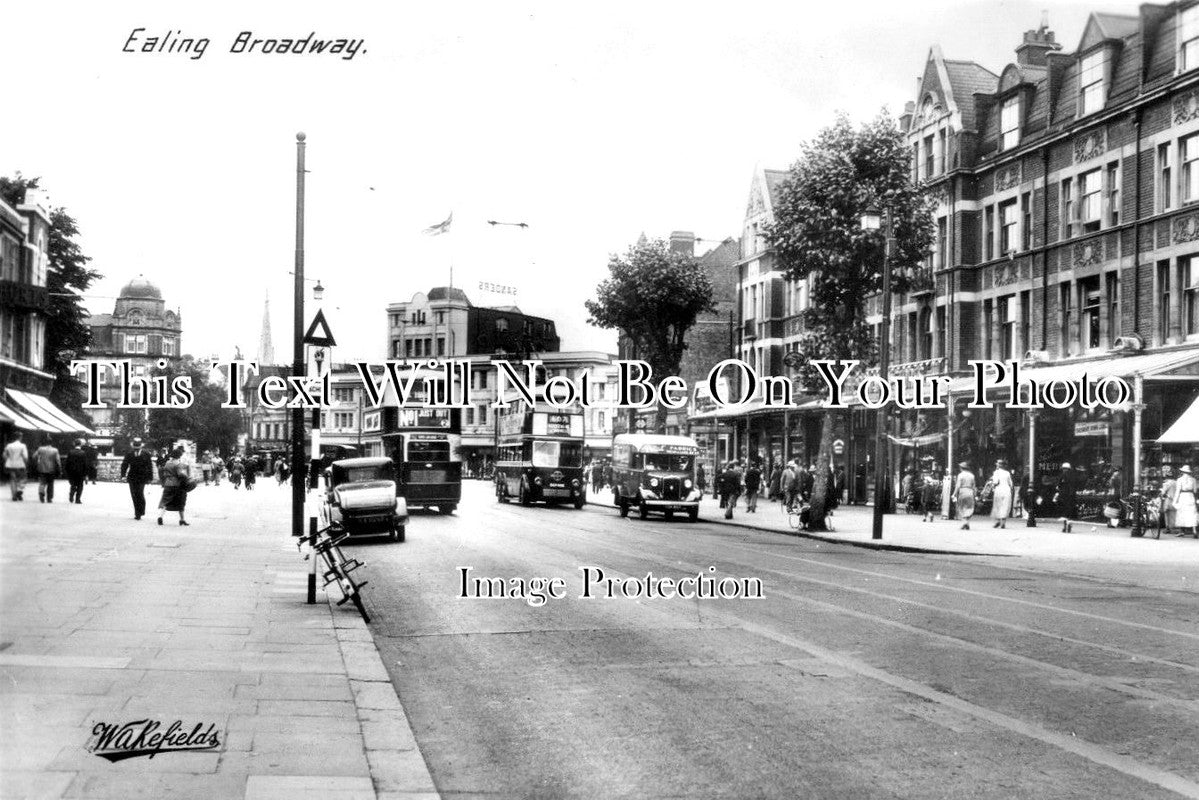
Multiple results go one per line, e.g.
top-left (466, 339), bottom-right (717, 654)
top-left (1174, 465), bottom-right (1198, 538)
top-left (157, 446), bottom-right (193, 526)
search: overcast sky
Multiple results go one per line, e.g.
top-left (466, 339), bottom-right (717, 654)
top-left (3, 0), bottom-right (1112, 363)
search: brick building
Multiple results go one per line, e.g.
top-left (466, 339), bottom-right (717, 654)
top-left (888, 8), bottom-right (1199, 513)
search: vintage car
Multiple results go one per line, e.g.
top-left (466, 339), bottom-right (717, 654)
top-left (319, 457), bottom-right (408, 542)
top-left (610, 433), bottom-right (702, 521)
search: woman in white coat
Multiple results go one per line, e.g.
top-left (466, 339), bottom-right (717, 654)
top-left (989, 458), bottom-right (1014, 529)
top-left (1174, 465), bottom-right (1198, 538)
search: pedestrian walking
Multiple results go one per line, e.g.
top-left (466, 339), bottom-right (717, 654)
top-left (954, 461), bottom-right (976, 530)
top-left (229, 457), bottom-right (243, 489)
top-left (33, 437), bottom-right (61, 503)
top-left (721, 461), bottom-right (742, 520)
top-left (211, 454), bottom-right (224, 486)
top-left (4, 431), bottom-right (29, 501)
top-left (1160, 466), bottom-right (1178, 536)
top-left (65, 439), bottom-right (88, 504)
top-left (84, 440), bottom-right (99, 484)
top-left (120, 437), bottom-right (155, 520)
top-left (157, 446), bottom-right (193, 526)
top-left (921, 467), bottom-right (942, 522)
top-left (200, 452), bottom-right (213, 485)
top-left (1173, 465), bottom-right (1198, 538)
top-left (244, 455), bottom-right (259, 490)
top-left (1053, 462), bottom-right (1078, 533)
top-left (744, 461), bottom-right (761, 513)
top-left (989, 459), bottom-right (1014, 529)
top-left (782, 460), bottom-right (799, 511)
top-left (696, 462), bottom-right (707, 499)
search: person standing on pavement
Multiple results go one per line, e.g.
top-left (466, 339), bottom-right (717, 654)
top-left (989, 459), bottom-right (1014, 529)
top-left (744, 461), bottom-right (761, 513)
top-left (65, 439), bottom-right (88, 504)
top-left (781, 460), bottom-right (799, 511)
top-left (33, 437), bottom-right (61, 503)
top-left (1173, 465), bottom-right (1198, 538)
top-left (954, 461), bottom-right (976, 530)
top-left (1053, 462), bottom-right (1078, 533)
top-left (157, 446), bottom-right (192, 526)
top-left (921, 467), bottom-right (942, 523)
top-left (4, 431), bottom-right (29, 501)
top-left (696, 462), bottom-right (707, 499)
top-left (1160, 466), bottom-right (1178, 536)
top-left (1106, 467), bottom-right (1124, 528)
top-left (797, 463), bottom-right (814, 503)
top-left (120, 437), bottom-right (155, 520)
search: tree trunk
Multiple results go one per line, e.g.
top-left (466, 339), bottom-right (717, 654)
top-left (806, 410), bottom-right (842, 531)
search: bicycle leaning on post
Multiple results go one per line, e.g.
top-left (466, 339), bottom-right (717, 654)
top-left (298, 522), bottom-right (371, 622)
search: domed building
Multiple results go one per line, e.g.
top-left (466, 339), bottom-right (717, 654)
top-left (85, 275), bottom-right (183, 451)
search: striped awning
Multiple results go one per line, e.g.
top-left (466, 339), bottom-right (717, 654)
top-left (5, 389), bottom-right (95, 435)
top-left (0, 397), bottom-right (47, 431)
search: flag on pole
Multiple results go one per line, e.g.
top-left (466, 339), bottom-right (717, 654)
top-left (423, 212), bottom-right (453, 236)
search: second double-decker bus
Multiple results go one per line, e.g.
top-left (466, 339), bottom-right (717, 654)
top-left (494, 400), bottom-right (586, 508)
top-left (377, 366), bottom-right (463, 515)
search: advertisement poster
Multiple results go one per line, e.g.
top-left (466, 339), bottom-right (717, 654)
top-left (3, 2), bottom-right (1199, 798)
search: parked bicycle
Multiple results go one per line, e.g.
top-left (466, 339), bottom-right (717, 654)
top-left (298, 523), bottom-right (371, 622)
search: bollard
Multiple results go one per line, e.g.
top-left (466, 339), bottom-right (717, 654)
top-left (307, 516), bottom-right (317, 604)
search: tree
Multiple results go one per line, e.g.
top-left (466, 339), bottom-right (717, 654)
top-left (767, 112), bottom-right (935, 530)
top-left (0, 175), bottom-right (101, 424)
top-left (586, 238), bottom-right (716, 432)
top-left (147, 356), bottom-right (242, 454)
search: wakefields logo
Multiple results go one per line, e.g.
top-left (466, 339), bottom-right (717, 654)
top-left (88, 719), bottom-right (221, 762)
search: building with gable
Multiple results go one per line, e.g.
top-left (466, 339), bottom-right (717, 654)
top-left (888, 7), bottom-right (1199, 514)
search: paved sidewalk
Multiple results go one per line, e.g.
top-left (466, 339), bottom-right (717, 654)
top-left (591, 489), bottom-right (1199, 564)
top-left (0, 481), bottom-right (438, 800)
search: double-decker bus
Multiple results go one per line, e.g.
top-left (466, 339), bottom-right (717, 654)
top-left (494, 400), bottom-right (586, 508)
top-left (377, 366), bottom-right (463, 515)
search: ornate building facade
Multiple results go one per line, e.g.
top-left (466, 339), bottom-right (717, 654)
top-left (86, 276), bottom-right (183, 451)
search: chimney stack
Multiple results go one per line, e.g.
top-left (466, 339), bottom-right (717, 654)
top-left (1015, 19), bottom-right (1061, 67)
top-left (669, 230), bottom-right (696, 257)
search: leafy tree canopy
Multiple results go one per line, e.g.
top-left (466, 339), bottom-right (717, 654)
top-left (0, 174), bottom-right (101, 421)
top-left (766, 111), bottom-right (935, 394)
top-left (585, 237), bottom-right (716, 379)
top-left (147, 356), bottom-right (241, 455)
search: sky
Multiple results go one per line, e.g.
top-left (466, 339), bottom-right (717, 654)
top-left (2, 0), bottom-right (1114, 364)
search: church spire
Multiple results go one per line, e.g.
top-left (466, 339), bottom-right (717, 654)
top-left (257, 292), bottom-right (275, 364)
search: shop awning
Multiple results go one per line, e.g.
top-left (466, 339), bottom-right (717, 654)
top-left (0, 397), bottom-right (47, 431)
top-left (5, 389), bottom-right (94, 435)
top-left (1159, 394), bottom-right (1199, 444)
top-left (945, 348), bottom-right (1199, 396)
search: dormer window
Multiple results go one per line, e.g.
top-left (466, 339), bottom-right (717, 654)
top-left (1182, 4), bottom-right (1199, 71)
top-left (1000, 96), bottom-right (1020, 151)
top-left (1079, 49), bottom-right (1107, 116)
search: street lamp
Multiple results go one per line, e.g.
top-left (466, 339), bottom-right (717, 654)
top-left (291, 132), bottom-right (307, 540)
top-left (861, 206), bottom-right (892, 540)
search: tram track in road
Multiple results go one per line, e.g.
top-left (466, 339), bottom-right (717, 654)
top-left (476, 503), bottom-right (1199, 789)
top-left (367, 487), bottom-right (1199, 797)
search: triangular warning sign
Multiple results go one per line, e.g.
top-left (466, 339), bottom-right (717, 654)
top-left (303, 309), bottom-right (337, 347)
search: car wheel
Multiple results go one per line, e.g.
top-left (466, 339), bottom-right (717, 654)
top-left (665, 510), bottom-right (673, 520)
top-left (519, 483), bottom-right (531, 507)
top-left (439, 505), bottom-right (455, 515)
top-left (619, 499), bottom-right (629, 518)
top-left (688, 507), bottom-right (699, 522)
top-left (574, 496), bottom-right (585, 510)
top-left (638, 500), bottom-right (649, 520)
top-left (497, 481), bottom-right (509, 503)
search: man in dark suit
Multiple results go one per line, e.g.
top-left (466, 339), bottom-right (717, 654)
top-left (120, 437), bottom-right (155, 520)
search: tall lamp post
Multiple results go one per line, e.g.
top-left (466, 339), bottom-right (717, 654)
top-left (861, 207), bottom-right (893, 540)
top-left (292, 132), bottom-right (307, 540)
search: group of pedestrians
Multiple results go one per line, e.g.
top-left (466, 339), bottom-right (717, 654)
top-left (1156, 464), bottom-right (1199, 537)
top-left (117, 437), bottom-right (193, 525)
top-left (3, 432), bottom-right (99, 505)
top-left (712, 459), bottom-right (841, 524)
top-left (951, 459), bottom-right (1015, 530)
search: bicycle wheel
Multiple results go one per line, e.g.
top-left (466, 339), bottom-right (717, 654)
top-left (350, 590), bottom-right (371, 623)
